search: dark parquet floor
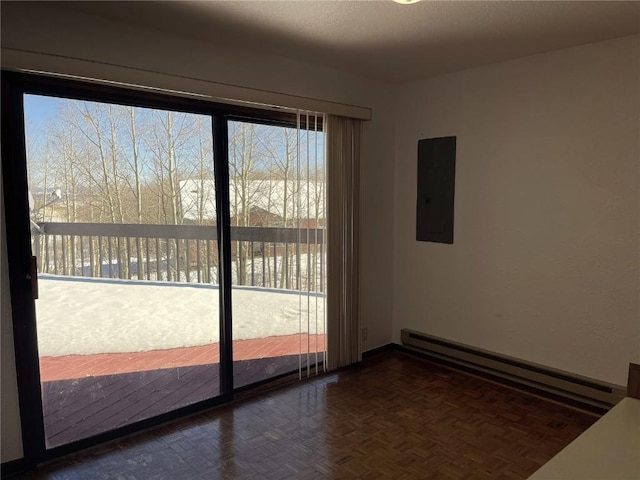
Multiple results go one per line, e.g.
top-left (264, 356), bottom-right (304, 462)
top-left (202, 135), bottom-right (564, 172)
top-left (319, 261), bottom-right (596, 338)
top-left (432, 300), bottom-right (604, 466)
top-left (16, 350), bottom-right (599, 479)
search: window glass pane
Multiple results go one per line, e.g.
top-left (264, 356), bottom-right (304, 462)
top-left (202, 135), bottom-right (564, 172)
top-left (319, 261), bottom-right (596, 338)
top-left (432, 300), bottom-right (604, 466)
top-left (24, 94), bottom-right (220, 448)
top-left (227, 119), bottom-right (326, 389)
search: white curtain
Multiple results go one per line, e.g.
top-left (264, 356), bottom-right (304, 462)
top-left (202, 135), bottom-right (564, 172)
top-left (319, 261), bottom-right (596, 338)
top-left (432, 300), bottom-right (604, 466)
top-left (326, 114), bottom-right (361, 370)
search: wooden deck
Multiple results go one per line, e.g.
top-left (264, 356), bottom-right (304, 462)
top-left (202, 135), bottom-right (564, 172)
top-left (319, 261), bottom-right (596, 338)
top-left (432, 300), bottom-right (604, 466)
top-left (39, 334), bottom-right (325, 381)
top-left (40, 334), bottom-right (325, 448)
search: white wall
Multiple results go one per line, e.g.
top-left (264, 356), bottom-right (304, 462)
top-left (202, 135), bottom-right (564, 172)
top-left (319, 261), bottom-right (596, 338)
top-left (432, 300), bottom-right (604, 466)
top-left (393, 35), bottom-right (640, 386)
top-left (0, 3), bottom-right (396, 461)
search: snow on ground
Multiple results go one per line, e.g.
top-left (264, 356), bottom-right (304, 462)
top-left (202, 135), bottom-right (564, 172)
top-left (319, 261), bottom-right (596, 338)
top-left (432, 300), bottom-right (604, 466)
top-left (36, 275), bottom-right (325, 357)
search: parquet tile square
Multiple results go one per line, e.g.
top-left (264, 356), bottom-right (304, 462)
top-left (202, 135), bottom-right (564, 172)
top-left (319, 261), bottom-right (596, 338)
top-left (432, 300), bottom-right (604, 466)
top-left (15, 351), bottom-right (599, 479)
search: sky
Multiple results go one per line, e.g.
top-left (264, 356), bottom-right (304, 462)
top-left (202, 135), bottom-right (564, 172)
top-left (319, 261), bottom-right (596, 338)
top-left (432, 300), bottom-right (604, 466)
top-left (24, 94), bottom-right (61, 132)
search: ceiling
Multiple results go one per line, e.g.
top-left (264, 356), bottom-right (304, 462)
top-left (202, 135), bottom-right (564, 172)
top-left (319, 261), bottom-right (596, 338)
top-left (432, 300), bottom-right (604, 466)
top-left (62, 1), bottom-right (640, 83)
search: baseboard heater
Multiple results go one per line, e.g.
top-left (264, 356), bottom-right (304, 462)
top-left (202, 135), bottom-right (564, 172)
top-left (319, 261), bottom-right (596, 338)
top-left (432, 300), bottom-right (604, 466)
top-left (401, 329), bottom-right (626, 410)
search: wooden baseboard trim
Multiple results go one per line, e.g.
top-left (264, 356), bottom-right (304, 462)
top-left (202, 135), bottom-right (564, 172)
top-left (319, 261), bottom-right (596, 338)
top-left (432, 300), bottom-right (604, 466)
top-left (362, 343), bottom-right (397, 359)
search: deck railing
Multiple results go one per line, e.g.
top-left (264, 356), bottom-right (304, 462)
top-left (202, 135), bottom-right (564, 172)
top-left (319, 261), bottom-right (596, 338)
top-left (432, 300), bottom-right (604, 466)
top-left (33, 222), bottom-right (325, 291)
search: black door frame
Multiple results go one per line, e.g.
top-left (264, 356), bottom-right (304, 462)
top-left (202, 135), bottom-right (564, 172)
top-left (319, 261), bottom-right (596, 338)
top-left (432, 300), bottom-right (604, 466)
top-left (1, 71), bottom-right (305, 466)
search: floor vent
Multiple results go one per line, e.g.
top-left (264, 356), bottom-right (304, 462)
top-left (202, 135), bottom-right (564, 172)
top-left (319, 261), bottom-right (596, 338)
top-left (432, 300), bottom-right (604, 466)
top-left (401, 329), bottom-right (626, 410)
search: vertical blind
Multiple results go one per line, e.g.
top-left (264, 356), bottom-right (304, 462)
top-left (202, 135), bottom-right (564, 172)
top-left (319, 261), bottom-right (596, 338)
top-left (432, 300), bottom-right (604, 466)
top-left (275, 111), bottom-right (363, 377)
top-left (295, 111), bottom-right (327, 379)
top-left (326, 114), bottom-right (362, 371)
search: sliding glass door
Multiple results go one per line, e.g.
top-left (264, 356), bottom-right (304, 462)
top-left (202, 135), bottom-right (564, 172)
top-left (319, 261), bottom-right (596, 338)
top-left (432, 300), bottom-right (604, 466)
top-left (2, 73), bottom-right (327, 460)
top-left (23, 94), bottom-right (221, 447)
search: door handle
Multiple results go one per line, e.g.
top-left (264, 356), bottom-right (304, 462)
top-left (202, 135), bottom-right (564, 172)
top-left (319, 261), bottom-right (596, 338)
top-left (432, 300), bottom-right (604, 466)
top-left (28, 256), bottom-right (38, 300)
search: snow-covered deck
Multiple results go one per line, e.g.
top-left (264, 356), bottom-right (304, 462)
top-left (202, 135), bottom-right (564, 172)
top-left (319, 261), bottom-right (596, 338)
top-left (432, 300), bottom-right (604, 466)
top-left (36, 275), bottom-right (325, 357)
